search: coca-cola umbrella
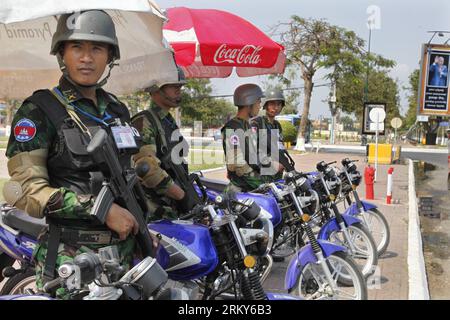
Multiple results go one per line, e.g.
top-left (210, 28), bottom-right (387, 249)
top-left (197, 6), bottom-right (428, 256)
top-left (162, 7), bottom-right (286, 78)
top-left (0, 0), bottom-right (178, 100)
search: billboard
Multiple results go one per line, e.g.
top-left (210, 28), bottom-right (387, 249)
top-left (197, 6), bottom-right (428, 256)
top-left (418, 44), bottom-right (450, 116)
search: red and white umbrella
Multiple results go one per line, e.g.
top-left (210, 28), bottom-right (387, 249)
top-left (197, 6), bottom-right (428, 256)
top-left (163, 7), bottom-right (286, 78)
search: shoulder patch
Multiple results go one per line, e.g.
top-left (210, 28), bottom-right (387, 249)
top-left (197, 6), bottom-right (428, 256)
top-left (229, 134), bottom-right (240, 146)
top-left (14, 119), bottom-right (37, 143)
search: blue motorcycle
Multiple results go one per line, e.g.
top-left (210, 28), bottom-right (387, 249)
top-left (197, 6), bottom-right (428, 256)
top-left (0, 245), bottom-right (189, 300)
top-left (199, 174), bottom-right (368, 300)
top-left (336, 158), bottom-right (390, 255)
top-left (0, 199), bottom-right (299, 300)
top-left (148, 191), bottom-right (304, 300)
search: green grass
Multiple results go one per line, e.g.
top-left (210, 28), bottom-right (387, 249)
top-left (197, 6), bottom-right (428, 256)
top-left (0, 178), bottom-right (7, 202)
top-left (187, 150), bottom-right (224, 172)
top-left (189, 163), bottom-right (225, 172)
top-left (0, 136), bottom-right (8, 149)
top-left (189, 145), bottom-right (223, 151)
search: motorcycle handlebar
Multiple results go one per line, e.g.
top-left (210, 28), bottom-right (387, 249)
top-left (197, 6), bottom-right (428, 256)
top-left (43, 277), bottom-right (64, 293)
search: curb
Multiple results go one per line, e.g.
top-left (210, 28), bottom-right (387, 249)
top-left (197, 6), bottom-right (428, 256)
top-left (402, 148), bottom-right (447, 154)
top-left (407, 158), bottom-right (430, 300)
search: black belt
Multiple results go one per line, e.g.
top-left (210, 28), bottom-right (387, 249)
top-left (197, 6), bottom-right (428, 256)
top-left (43, 224), bottom-right (120, 281)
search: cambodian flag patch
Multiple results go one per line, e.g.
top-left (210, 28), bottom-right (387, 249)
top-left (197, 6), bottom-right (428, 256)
top-left (14, 119), bottom-right (37, 142)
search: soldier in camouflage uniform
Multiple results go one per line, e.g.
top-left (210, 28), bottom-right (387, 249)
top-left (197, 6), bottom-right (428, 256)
top-left (221, 84), bottom-right (284, 192)
top-left (131, 67), bottom-right (192, 220)
top-left (250, 89), bottom-right (287, 181)
top-left (3, 11), bottom-right (144, 298)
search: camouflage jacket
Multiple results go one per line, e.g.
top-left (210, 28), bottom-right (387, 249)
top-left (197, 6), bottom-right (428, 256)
top-left (131, 103), bottom-right (189, 197)
top-left (5, 77), bottom-right (127, 220)
top-left (221, 116), bottom-right (275, 191)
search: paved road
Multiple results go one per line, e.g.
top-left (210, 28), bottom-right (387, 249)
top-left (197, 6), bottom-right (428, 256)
top-left (401, 151), bottom-right (447, 168)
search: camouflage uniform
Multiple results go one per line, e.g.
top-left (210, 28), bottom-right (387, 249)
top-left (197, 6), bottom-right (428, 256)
top-left (221, 116), bottom-right (276, 192)
top-left (4, 77), bottom-right (136, 297)
top-left (131, 103), bottom-right (189, 220)
top-left (250, 115), bottom-right (284, 181)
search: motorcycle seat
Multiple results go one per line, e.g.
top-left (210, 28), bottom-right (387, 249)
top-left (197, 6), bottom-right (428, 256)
top-left (198, 177), bottom-right (228, 193)
top-left (3, 208), bottom-right (48, 238)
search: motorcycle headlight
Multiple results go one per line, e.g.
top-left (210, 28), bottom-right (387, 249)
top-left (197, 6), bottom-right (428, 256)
top-left (295, 176), bottom-right (311, 193)
top-left (350, 171), bottom-right (362, 187)
top-left (234, 199), bottom-right (261, 222)
top-left (120, 257), bottom-right (168, 300)
top-left (240, 210), bottom-right (274, 257)
top-left (346, 162), bottom-right (357, 173)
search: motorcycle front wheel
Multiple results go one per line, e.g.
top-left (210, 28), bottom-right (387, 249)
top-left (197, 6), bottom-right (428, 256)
top-left (291, 251), bottom-right (367, 300)
top-left (0, 268), bottom-right (37, 295)
top-left (327, 222), bottom-right (378, 282)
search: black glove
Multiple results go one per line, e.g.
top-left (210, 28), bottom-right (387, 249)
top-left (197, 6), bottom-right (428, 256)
top-left (176, 194), bottom-right (194, 214)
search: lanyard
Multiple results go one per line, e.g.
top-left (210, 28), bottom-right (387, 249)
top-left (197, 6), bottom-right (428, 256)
top-left (53, 87), bottom-right (112, 127)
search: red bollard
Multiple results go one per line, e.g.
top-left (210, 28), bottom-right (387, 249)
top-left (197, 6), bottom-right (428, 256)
top-left (364, 165), bottom-right (376, 200)
top-left (386, 167), bottom-right (394, 204)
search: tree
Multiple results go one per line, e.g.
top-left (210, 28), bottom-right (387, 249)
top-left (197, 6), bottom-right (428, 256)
top-left (2, 99), bottom-right (21, 126)
top-left (336, 69), bottom-right (401, 124)
top-left (340, 115), bottom-right (356, 131)
top-left (119, 90), bottom-right (151, 117)
top-left (261, 79), bottom-right (300, 115)
top-left (272, 17), bottom-right (363, 149)
top-left (403, 69), bottom-right (420, 129)
top-left (272, 16), bottom-right (395, 149)
top-left (181, 78), bottom-right (235, 128)
top-left (119, 79), bottom-right (235, 128)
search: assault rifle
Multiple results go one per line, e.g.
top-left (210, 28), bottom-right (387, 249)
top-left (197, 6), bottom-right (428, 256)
top-left (86, 128), bottom-right (155, 258)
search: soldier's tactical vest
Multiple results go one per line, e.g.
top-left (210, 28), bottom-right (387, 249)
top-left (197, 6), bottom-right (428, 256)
top-left (251, 116), bottom-right (283, 157)
top-left (132, 108), bottom-right (189, 181)
top-left (26, 89), bottom-right (131, 195)
top-left (221, 118), bottom-right (261, 188)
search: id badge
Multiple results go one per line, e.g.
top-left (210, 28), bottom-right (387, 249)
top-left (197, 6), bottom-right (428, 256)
top-left (111, 126), bottom-right (137, 149)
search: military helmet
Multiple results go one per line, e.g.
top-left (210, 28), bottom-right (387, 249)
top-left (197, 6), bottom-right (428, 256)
top-left (262, 89), bottom-right (285, 109)
top-left (146, 66), bottom-right (186, 93)
top-left (233, 84), bottom-right (265, 107)
top-left (50, 10), bottom-right (120, 60)
top-left (159, 66), bottom-right (187, 88)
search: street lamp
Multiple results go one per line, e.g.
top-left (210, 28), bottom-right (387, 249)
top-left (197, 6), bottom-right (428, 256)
top-left (362, 19), bottom-right (375, 146)
top-left (329, 84), bottom-right (337, 145)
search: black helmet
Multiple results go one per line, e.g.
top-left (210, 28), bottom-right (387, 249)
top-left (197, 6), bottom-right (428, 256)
top-left (51, 10), bottom-right (120, 61)
top-left (262, 89), bottom-right (285, 109)
top-left (233, 84), bottom-right (265, 107)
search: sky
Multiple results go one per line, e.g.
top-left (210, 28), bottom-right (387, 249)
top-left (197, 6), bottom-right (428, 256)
top-left (158, 0), bottom-right (450, 119)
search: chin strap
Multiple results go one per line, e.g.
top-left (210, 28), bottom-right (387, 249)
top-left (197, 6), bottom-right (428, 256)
top-left (158, 89), bottom-right (181, 108)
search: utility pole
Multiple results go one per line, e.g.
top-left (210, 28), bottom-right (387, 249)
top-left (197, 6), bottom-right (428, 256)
top-left (329, 82), bottom-right (337, 145)
top-left (361, 24), bottom-right (372, 147)
top-left (319, 114), bottom-right (323, 138)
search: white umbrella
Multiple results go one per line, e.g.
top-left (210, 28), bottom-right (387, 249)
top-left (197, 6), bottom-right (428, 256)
top-left (0, 0), bottom-right (178, 100)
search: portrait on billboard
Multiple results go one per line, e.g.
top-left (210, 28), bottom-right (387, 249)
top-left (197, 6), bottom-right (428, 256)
top-left (428, 53), bottom-right (449, 87)
top-left (419, 44), bottom-right (450, 116)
